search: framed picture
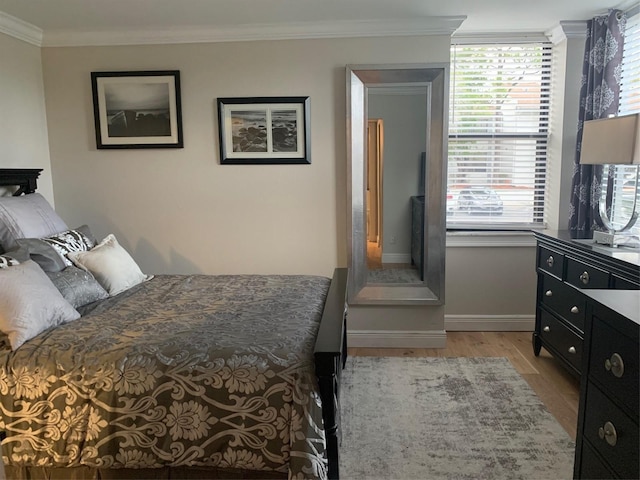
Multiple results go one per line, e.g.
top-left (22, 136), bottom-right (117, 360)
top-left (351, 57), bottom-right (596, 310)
top-left (217, 96), bottom-right (310, 164)
top-left (91, 70), bottom-right (183, 149)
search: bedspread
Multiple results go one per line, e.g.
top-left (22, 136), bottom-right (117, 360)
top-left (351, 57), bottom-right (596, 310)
top-left (0, 274), bottom-right (331, 479)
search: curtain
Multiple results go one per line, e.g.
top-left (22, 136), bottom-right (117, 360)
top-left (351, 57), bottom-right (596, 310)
top-left (568, 10), bottom-right (626, 238)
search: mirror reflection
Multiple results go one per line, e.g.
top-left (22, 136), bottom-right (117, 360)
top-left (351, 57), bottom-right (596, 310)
top-left (347, 65), bottom-right (447, 304)
top-left (366, 86), bottom-right (428, 285)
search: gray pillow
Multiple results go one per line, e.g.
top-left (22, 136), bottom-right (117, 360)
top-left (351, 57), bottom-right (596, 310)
top-left (16, 225), bottom-right (96, 272)
top-left (0, 193), bottom-right (68, 252)
top-left (46, 265), bottom-right (109, 308)
top-left (0, 260), bottom-right (80, 350)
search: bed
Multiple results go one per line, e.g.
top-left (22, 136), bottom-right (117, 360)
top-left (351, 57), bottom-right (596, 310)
top-left (0, 168), bottom-right (348, 480)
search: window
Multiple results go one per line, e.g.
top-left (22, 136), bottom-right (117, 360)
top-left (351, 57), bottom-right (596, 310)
top-left (447, 42), bottom-right (552, 229)
top-left (608, 11), bottom-right (640, 237)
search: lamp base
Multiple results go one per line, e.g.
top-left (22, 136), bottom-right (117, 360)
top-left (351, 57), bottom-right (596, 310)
top-left (593, 230), bottom-right (637, 247)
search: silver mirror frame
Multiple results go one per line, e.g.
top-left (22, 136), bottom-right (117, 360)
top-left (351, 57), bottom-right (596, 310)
top-left (347, 64), bottom-right (449, 305)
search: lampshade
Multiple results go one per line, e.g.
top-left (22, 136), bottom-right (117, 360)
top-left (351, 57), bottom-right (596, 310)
top-left (580, 113), bottom-right (639, 165)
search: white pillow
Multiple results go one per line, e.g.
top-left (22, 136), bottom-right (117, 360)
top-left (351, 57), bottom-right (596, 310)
top-left (0, 260), bottom-right (80, 350)
top-left (68, 234), bottom-right (151, 296)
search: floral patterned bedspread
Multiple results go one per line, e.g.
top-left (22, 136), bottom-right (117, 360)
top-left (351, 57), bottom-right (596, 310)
top-left (0, 274), bottom-right (331, 479)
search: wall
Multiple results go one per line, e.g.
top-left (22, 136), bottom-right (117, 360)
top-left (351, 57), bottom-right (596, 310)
top-left (41, 36), bottom-right (451, 279)
top-left (0, 32), bottom-right (54, 203)
top-left (0, 28), bottom-right (585, 346)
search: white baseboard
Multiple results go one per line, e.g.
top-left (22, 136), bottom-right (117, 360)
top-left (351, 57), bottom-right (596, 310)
top-left (381, 253), bottom-right (412, 264)
top-left (346, 316), bottom-right (534, 348)
top-left (445, 314), bottom-right (535, 331)
top-left (347, 329), bottom-right (447, 348)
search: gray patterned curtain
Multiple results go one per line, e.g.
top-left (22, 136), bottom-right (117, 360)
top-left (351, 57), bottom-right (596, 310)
top-left (568, 10), bottom-right (626, 238)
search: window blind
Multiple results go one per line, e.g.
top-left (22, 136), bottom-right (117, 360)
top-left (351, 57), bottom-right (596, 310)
top-left (447, 43), bottom-right (552, 229)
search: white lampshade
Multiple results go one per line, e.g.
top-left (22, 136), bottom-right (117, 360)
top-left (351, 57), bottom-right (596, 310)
top-left (580, 113), bottom-right (639, 165)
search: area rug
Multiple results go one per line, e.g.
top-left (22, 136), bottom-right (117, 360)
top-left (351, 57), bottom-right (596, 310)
top-left (339, 357), bottom-right (575, 480)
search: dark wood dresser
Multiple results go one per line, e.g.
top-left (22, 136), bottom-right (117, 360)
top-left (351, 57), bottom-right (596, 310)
top-left (410, 195), bottom-right (425, 280)
top-left (573, 290), bottom-right (639, 480)
top-left (532, 230), bottom-right (640, 377)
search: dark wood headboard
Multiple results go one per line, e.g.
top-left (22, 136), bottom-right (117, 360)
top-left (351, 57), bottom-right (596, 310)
top-left (0, 168), bottom-right (42, 195)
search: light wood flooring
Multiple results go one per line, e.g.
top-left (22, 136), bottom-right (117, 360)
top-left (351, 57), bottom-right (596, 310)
top-left (348, 331), bottom-right (581, 440)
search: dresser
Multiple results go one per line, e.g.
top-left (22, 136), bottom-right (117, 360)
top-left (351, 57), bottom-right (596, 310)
top-left (532, 230), bottom-right (640, 377)
top-left (410, 195), bottom-right (425, 280)
top-left (573, 290), bottom-right (639, 480)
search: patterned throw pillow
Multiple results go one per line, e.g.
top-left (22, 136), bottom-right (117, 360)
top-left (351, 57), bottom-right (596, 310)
top-left (16, 225), bottom-right (97, 273)
top-left (0, 254), bottom-right (19, 269)
top-left (42, 228), bottom-right (96, 267)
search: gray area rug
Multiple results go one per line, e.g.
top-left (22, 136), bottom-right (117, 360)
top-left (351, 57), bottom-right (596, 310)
top-left (367, 267), bottom-right (421, 284)
top-left (339, 357), bottom-right (575, 480)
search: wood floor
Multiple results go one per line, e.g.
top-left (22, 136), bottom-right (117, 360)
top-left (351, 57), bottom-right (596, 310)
top-left (348, 331), bottom-right (581, 440)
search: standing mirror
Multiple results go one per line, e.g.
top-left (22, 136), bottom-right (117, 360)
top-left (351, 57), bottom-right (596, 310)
top-left (347, 64), bottom-right (448, 304)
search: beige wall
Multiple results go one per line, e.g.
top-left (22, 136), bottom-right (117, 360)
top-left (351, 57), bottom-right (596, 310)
top-left (1, 29), bottom-right (585, 345)
top-left (0, 32), bottom-right (54, 202)
top-left (41, 36), bottom-right (451, 278)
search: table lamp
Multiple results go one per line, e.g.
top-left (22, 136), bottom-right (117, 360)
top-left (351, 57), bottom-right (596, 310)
top-left (580, 113), bottom-right (639, 247)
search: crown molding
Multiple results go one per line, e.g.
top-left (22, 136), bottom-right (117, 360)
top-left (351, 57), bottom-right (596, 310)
top-left (545, 21), bottom-right (587, 45)
top-left (41, 16), bottom-right (467, 47)
top-left (0, 11), bottom-right (43, 46)
top-left (451, 32), bottom-right (550, 44)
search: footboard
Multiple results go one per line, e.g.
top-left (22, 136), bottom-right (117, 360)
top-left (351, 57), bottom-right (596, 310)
top-left (314, 268), bottom-right (348, 480)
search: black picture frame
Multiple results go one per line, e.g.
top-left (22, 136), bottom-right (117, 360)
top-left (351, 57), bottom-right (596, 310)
top-left (217, 96), bottom-right (310, 164)
top-left (91, 70), bottom-right (183, 149)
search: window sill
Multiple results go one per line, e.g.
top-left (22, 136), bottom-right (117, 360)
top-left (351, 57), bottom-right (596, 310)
top-left (446, 230), bottom-right (537, 248)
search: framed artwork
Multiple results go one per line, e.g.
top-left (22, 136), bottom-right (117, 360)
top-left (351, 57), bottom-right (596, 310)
top-left (91, 70), bottom-right (183, 149)
top-left (217, 96), bottom-right (310, 164)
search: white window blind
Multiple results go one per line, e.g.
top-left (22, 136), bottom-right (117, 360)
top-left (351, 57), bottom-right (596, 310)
top-left (447, 43), bottom-right (552, 229)
top-left (609, 11), bottom-right (640, 238)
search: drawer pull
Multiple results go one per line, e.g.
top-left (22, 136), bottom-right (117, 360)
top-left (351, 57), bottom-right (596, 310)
top-left (570, 306), bottom-right (579, 314)
top-left (568, 346), bottom-right (576, 354)
top-left (546, 256), bottom-right (555, 267)
top-left (579, 271), bottom-right (590, 285)
top-left (604, 353), bottom-right (625, 378)
top-left (598, 422), bottom-right (618, 447)
top-left (545, 290), bottom-right (553, 297)
top-left (543, 326), bottom-right (550, 332)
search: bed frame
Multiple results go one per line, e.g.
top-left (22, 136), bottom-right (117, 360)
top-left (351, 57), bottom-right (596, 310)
top-left (0, 168), bottom-right (348, 479)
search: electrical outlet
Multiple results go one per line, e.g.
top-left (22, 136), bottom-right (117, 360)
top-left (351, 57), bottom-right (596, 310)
top-left (390, 236), bottom-right (396, 244)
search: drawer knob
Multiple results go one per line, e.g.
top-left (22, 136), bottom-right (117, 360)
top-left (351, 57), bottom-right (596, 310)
top-left (579, 271), bottom-right (590, 285)
top-left (543, 326), bottom-right (550, 332)
top-left (570, 306), bottom-right (579, 314)
top-left (545, 290), bottom-right (553, 297)
top-left (568, 346), bottom-right (576, 354)
top-left (604, 353), bottom-right (625, 378)
top-left (598, 421), bottom-right (618, 447)
top-left (546, 256), bottom-right (554, 267)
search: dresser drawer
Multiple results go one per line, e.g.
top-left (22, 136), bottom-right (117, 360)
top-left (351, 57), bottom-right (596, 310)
top-left (583, 382), bottom-right (639, 480)
top-left (566, 257), bottom-right (609, 289)
top-left (540, 274), bottom-right (585, 332)
top-left (579, 441), bottom-right (617, 480)
top-left (537, 245), bottom-right (564, 278)
top-left (589, 317), bottom-right (639, 416)
top-left (611, 274), bottom-right (640, 289)
top-left (539, 309), bottom-right (583, 371)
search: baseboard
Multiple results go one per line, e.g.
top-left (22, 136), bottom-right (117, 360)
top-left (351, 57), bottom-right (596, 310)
top-left (381, 253), bottom-right (412, 264)
top-left (347, 329), bottom-right (447, 348)
top-left (445, 314), bottom-right (535, 331)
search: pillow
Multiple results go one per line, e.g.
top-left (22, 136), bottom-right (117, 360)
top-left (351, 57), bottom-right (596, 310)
top-left (0, 193), bottom-right (68, 252)
top-left (46, 265), bottom-right (109, 308)
top-left (0, 260), bottom-right (80, 350)
top-left (0, 253), bottom-right (20, 268)
top-left (68, 234), bottom-right (152, 296)
top-left (16, 225), bottom-right (96, 272)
